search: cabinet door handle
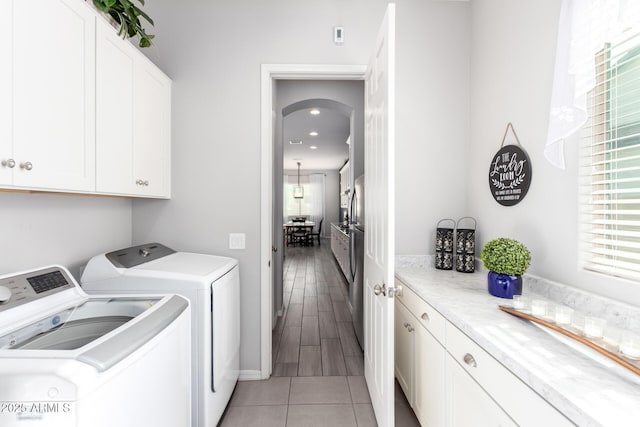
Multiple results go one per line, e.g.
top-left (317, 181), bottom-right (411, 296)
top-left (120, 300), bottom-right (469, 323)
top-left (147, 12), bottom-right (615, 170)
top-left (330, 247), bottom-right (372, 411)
top-left (403, 322), bottom-right (409, 328)
top-left (463, 353), bottom-right (477, 368)
top-left (1, 159), bottom-right (15, 168)
top-left (407, 325), bottom-right (414, 332)
top-left (421, 312), bottom-right (429, 321)
top-left (20, 161), bottom-right (32, 171)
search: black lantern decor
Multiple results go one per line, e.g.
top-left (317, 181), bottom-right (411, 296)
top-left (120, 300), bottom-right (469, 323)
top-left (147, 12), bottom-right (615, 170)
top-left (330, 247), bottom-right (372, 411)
top-left (435, 219), bottom-right (455, 270)
top-left (455, 217), bottom-right (476, 273)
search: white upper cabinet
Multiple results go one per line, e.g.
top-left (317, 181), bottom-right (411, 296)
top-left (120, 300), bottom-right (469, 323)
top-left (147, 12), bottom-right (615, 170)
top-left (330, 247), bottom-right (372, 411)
top-left (132, 54), bottom-right (171, 197)
top-left (0, 2), bottom-right (13, 185)
top-left (95, 20), bottom-right (171, 198)
top-left (3, 0), bottom-right (96, 191)
top-left (1, 0), bottom-right (170, 198)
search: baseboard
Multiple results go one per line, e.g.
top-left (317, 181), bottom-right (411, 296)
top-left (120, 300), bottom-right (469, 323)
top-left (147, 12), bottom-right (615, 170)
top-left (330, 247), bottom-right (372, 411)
top-left (239, 370), bottom-right (265, 381)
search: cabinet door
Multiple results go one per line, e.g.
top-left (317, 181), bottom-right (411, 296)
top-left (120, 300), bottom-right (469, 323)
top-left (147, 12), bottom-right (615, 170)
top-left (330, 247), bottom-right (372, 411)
top-left (96, 20), bottom-right (171, 198)
top-left (133, 57), bottom-right (171, 197)
top-left (394, 300), bottom-right (414, 401)
top-left (0, 2), bottom-right (13, 185)
top-left (96, 20), bottom-right (135, 194)
top-left (13, 0), bottom-right (95, 191)
top-left (446, 355), bottom-right (516, 427)
top-left (413, 324), bottom-right (446, 427)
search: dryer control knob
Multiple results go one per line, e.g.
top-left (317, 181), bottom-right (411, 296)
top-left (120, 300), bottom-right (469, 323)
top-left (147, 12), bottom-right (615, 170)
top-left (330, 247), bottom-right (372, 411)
top-left (0, 286), bottom-right (11, 304)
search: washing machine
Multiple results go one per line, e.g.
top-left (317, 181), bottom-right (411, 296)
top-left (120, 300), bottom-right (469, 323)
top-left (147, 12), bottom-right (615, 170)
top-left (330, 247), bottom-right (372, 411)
top-left (0, 265), bottom-right (191, 427)
top-left (80, 243), bottom-right (240, 427)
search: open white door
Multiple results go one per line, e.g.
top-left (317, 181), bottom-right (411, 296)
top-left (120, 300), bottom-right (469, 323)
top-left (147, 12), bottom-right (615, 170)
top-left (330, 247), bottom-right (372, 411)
top-left (364, 4), bottom-right (396, 427)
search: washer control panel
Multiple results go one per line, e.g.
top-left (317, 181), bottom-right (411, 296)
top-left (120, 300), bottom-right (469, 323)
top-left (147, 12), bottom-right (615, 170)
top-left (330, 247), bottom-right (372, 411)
top-left (0, 267), bottom-right (75, 312)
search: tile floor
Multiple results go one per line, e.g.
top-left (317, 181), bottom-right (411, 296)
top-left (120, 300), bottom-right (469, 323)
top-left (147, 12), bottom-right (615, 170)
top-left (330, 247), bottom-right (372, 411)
top-left (219, 240), bottom-right (420, 426)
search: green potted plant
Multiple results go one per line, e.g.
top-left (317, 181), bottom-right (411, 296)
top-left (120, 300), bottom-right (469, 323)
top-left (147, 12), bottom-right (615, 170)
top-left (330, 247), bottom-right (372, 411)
top-left (480, 238), bottom-right (531, 299)
top-left (92, 0), bottom-right (155, 48)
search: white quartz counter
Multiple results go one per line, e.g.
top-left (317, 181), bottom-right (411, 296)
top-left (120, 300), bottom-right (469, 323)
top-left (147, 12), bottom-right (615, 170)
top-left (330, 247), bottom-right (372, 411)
top-left (395, 263), bottom-right (640, 427)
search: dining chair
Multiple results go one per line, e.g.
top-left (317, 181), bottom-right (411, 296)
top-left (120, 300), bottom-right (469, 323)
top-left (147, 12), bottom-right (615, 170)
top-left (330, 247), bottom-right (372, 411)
top-left (307, 218), bottom-right (323, 246)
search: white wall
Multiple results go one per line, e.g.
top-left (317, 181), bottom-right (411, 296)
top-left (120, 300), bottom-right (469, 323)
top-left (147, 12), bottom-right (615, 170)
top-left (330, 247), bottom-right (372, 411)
top-left (468, 0), bottom-right (640, 307)
top-left (0, 193), bottom-right (131, 278)
top-left (395, 0), bottom-right (470, 255)
top-left (133, 0), bottom-right (390, 373)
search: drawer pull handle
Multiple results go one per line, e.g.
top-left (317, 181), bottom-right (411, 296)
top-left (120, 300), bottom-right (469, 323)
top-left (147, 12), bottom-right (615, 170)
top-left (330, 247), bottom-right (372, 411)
top-left (421, 312), bottom-right (429, 321)
top-left (463, 353), bottom-right (477, 368)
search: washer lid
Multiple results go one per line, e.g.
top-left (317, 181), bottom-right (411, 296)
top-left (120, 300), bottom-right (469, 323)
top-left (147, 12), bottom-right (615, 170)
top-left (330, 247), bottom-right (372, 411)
top-left (0, 297), bottom-right (161, 351)
top-left (131, 252), bottom-right (237, 280)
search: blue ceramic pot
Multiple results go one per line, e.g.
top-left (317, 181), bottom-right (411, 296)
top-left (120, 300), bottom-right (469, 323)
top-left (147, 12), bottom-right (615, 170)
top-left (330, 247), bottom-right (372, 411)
top-left (487, 271), bottom-right (522, 299)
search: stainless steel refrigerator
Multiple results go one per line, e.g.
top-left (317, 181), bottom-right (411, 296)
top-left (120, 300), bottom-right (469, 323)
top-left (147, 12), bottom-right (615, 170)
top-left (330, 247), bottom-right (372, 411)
top-left (349, 174), bottom-right (365, 350)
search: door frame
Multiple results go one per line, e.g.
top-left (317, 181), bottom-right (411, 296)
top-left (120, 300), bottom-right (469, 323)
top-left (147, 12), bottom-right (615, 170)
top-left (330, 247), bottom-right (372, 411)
top-left (260, 64), bottom-right (366, 379)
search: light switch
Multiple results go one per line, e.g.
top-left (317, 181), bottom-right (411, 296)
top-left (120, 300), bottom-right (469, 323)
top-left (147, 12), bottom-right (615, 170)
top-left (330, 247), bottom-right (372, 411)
top-left (229, 233), bottom-right (246, 250)
top-left (334, 26), bottom-right (344, 44)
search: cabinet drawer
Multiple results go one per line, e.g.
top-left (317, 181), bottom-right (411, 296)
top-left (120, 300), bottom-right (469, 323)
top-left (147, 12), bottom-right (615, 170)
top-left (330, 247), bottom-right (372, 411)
top-left (445, 323), bottom-right (574, 427)
top-left (396, 280), bottom-right (445, 344)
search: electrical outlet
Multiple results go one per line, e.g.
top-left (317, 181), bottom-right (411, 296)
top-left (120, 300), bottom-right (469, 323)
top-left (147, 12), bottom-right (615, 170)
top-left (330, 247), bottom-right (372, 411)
top-left (229, 233), bottom-right (246, 250)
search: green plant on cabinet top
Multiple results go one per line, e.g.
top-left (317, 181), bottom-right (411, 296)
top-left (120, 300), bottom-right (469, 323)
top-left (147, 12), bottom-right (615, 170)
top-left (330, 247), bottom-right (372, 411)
top-left (480, 238), bottom-right (531, 276)
top-left (92, 0), bottom-right (154, 47)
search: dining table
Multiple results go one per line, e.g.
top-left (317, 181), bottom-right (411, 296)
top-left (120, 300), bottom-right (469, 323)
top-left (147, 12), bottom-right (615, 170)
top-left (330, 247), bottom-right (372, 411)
top-left (283, 221), bottom-right (315, 246)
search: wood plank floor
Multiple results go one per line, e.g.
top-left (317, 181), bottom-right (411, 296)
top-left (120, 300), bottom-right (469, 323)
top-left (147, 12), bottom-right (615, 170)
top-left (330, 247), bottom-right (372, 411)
top-left (273, 239), bottom-right (363, 377)
top-left (219, 238), bottom-right (421, 426)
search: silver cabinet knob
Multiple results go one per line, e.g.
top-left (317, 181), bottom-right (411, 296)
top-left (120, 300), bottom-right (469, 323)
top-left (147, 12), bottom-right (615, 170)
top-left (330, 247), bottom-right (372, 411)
top-left (407, 325), bottom-right (414, 332)
top-left (421, 312), bottom-right (429, 321)
top-left (373, 283), bottom-right (386, 296)
top-left (1, 159), bottom-right (15, 168)
top-left (143, 180), bottom-right (149, 186)
top-left (403, 322), bottom-right (410, 328)
top-left (463, 353), bottom-right (477, 368)
top-left (19, 161), bottom-right (32, 171)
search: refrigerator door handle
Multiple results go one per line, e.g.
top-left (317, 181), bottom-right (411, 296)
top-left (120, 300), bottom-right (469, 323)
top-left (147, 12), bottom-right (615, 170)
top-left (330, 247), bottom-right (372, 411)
top-left (349, 187), bottom-right (357, 224)
top-left (349, 232), bottom-right (356, 281)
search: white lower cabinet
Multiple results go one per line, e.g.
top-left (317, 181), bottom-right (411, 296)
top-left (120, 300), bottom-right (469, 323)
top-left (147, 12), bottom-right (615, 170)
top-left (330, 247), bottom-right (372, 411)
top-left (395, 279), bottom-right (574, 427)
top-left (445, 353), bottom-right (516, 427)
top-left (395, 286), bottom-right (446, 427)
top-left (394, 300), bottom-right (414, 398)
top-left (331, 225), bottom-right (350, 278)
top-left (413, 319), bottom-right (446, 426)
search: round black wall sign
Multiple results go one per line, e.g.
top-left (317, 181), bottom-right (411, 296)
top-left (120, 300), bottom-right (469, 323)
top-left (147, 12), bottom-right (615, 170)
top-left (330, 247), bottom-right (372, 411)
top-left (488, 144), bottom-right (532, 206)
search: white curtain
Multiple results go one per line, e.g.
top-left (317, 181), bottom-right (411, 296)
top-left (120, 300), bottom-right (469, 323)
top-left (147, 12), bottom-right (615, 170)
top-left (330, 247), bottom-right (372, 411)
top-left (545, 0), bottom-right (640, 169)
top-left (307, 174), bottom-right (326, 234)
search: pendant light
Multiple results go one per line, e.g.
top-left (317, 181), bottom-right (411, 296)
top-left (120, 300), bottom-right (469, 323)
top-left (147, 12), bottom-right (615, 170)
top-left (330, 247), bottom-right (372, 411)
top-left (294, 162), bottom-right (304, 199)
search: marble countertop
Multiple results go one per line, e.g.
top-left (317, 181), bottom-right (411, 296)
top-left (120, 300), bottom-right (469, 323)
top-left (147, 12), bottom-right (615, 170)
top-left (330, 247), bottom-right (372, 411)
top-left (395, 262), bottom-right (640, 427)
top-left (330, 223), bottom-right (350, 237)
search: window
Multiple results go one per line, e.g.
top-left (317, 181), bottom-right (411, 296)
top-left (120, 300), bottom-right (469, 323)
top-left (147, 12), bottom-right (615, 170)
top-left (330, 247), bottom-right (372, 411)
top-left (283, 174), bottom-right (325, 224)
top-left (581, 31), bottom-right (640, 280)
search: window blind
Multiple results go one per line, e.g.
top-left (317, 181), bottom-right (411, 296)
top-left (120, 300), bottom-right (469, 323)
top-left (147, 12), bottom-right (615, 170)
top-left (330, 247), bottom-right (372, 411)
top-left (581, 30), bottom-right (640, 280)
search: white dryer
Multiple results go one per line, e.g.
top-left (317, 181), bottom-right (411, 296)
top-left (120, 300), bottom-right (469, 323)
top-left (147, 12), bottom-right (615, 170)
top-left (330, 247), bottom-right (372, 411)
top-left (81, 243), bottom-right (240, 427)
top-left (0, 265), bottom-right (191, 427)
